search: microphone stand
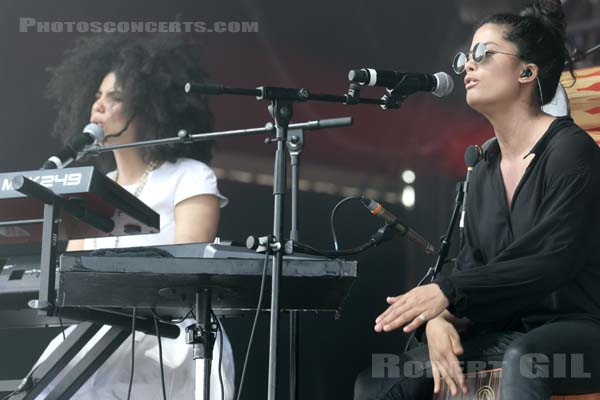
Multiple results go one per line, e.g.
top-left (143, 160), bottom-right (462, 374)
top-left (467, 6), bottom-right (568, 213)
top-left (259, 92), bottom-right (355, 400)
top-left (80, 118), bottom-right (352, 157)
top-left (182, 83), bottom-right (362, 400)
top-left (181, 80), bottom-right (428, 399)
top-left (184, 82), bottom-right (407, 110)
top-left (266, 95), bottom-right (291, 400)
top-left (286, 126), bottom-right (302, 400)
top-left (424, 181), bottom-right (465, 285)
top-left (81, 112), bottom-right (352, 400)
top-left (284, 121), bottom-right (370, 400)
top-left (403, 181), bottom-right (465, 352)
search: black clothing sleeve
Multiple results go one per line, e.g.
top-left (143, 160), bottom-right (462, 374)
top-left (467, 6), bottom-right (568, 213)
top-left (434, 120), bottom-right (600, 322)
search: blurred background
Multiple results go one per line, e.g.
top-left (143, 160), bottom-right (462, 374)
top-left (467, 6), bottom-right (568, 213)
top-left (0, 0), bottom-right (598, 398)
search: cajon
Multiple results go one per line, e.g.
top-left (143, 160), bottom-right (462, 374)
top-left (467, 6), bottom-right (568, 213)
top-left (433, 368), bottom-right (600, 399)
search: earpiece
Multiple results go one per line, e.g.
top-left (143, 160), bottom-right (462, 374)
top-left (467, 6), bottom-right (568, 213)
top-left (521, 69), bottom-right (533, 78)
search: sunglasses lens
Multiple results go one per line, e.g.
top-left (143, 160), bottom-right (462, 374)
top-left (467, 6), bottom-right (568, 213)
top-left (453, 53), bottom-right (467, 74)
top-left (473, 42), bottom-right (487, 63)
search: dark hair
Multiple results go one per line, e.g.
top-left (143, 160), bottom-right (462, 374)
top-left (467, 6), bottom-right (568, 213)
top-left (478, 0), bottom-right (575, 106)
top-left (46, 33), bottom-right (214, 165)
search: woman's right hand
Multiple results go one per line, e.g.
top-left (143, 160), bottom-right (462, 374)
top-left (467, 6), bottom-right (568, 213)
top-left (425, 315), bottom-right (469, 396)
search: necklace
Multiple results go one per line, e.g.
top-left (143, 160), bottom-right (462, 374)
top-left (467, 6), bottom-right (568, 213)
top-left (94, 160), bottom-right (157, 249)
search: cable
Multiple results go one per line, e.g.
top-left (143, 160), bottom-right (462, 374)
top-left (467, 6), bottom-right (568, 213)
top-left (403, 248), bottom-right (456, 352)
top-left (293, 231), bottom-right (385, 258)
top-left (153, 315), bottom-right (167, 400)
top-left (150, 307), bottom-right (198, 400)
top-left (212, 310), bottom-right (225, 400)
top-left (403, 268), bottom-right (433, 353)
top-left (58, 310), bottom-right (66, 341)
top-left (151, 306), bottom-right (195, 324)
top-left (126, 307), bottom-right (136, 400)
top-left (0, 365), bottom-right (42, 400)
top-left (235, 251), bottom-right (269, 400)
top-left (0, 390), bottom-right (17, 400)
top-left (330, 196), bottom-right (363, 250)
top-left (403, 267), bottom-right (435, 353)
top-left (403, 260), bottom-right (443, 353)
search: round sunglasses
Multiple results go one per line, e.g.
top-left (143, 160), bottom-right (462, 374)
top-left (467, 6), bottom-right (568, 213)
top-left (453, 42), bottom-right (520, 74)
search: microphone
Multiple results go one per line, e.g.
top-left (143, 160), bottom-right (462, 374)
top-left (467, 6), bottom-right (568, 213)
top-left (360, 196), bottom-right (436, 255)
top-left (347, 69), bottom-right (454, 98)
top-left (41, 123), bottom-right (104, 169)
top-left (464, 144), bottom-right (484, 168)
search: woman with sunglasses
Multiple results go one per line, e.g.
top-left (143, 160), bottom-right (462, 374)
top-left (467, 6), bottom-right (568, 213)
top-left (355, 0), bottom-right (600, 398)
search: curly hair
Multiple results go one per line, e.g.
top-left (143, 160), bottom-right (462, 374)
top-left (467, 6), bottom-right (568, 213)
top-left (478, 0), bottom-right (575, 106)
top-left (46, 33), bottom-right (214, 165)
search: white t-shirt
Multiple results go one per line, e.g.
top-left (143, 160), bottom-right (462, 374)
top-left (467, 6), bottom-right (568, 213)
top-left (85, 158), bottom-right (228, 250)
top-left (35, 158), bottom-right (235, 400)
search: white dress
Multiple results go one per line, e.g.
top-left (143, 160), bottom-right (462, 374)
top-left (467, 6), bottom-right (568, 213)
top-left (34, 158), bottom-right (235, 400)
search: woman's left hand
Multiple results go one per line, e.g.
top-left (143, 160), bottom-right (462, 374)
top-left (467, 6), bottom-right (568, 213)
top-left (374, 283), bottom-right (450, 333)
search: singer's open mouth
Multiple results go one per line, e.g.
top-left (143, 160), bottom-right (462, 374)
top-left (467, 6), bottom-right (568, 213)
top-left (464, 77), bottom-right (479, 90)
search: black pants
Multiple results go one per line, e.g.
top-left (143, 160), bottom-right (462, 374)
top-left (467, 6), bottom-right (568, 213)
top-left (354, 319), bottom-right (600, 400)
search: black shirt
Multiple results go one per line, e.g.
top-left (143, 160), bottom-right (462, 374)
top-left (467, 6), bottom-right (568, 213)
top-left (434, 116), bottom-right (600, 331)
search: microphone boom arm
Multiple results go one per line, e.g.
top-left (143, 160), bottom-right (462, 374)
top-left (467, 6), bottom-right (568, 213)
top-left (184, 82), bottom-right (405, 110)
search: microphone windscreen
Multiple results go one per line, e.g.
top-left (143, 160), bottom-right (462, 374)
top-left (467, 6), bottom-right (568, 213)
top-left (464, 144), bottom-right (483, 168)
top-left (432, 72), bottom-right (454, 98)
top-left (83, 123), bottom-right (104, 144)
